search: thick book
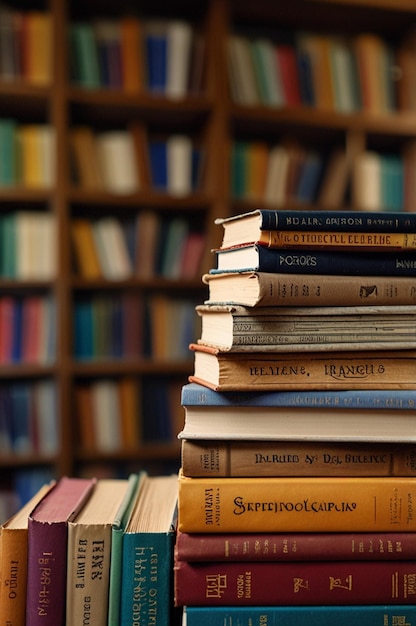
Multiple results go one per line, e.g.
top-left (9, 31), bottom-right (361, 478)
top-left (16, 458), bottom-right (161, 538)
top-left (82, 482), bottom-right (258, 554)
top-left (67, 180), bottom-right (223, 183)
top-left (26, 476), bottom-right (96, 626)
top-left (212, 244), bottom-right (416, 276)
top-left (180, 439), bottom-right (416, 477)
top-left (203, 272), bottom-right (416, 307)
top-left (174, 559), bottom-right (416, 606)
top-left (182, 605), bottom-right (416, 626)
top-left (119, 474), bottom-right (178, 626)
top-left (179, 383), bottom-right (416, 443)
top-left (215, 209), bottom-right (416, 248)
top-left (175, 529), bottom-right (416, 562)
top-left (195, 303), bottom-right (416, 352)
top-left (189, 343), bottom-right (416, 391)
top-left (177, 471), bottom-right (416, 533)
top-left (66, 478), bottom-right (131, 626)
top-left (0, 482), bottom-right (54, 626)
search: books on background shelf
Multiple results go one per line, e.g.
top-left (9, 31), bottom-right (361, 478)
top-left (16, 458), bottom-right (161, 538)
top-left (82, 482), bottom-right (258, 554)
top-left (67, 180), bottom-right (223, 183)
top-left (70, 16), bottom-right (204, 97)
top-left (174, 207), bottom-right (416, 617)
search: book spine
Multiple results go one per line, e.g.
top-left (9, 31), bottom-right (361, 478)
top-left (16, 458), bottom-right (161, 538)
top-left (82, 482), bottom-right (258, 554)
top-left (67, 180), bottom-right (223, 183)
top-left (174, 560), bottom-right (416, 606)
top-left (259, 230), bottom-right (416, 251)
top-left (213, 247), bottom-right (416, 276)
top-left (190, 346), bottom-right (416, 391)
top-left (177, 475), bottom-right (416, 533)
top-left (256, 208), bottom-right (416, 232)
top-left (120, 533), bottom-right (174, 626)
top-left (0, 529), bottom-right (28, 624)
top-left (180, 440), bottom-right (416, 478)
top-left (183, 605), bottom-right (416, 626)
top-left (175, 530), bottom-right (416, 561)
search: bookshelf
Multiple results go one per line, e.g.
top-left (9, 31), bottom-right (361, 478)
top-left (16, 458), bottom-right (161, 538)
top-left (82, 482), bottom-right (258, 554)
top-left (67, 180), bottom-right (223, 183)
top-left (1, 0), bottom-right (416, 515)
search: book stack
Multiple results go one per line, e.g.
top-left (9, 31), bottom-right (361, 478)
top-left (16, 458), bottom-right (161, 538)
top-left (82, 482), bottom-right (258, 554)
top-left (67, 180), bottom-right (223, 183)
top-left (174, 208), bottom-right (416, 625)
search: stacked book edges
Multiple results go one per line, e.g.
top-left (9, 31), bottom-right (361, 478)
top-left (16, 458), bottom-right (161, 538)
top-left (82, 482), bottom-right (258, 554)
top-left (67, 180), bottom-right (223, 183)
top-left (174, 208), bottom-right (416, 625)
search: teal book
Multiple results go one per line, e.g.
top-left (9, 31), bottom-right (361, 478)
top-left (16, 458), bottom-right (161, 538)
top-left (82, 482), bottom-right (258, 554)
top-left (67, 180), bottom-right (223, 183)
top-left (183, 605), bottom-right (416, 626)
top-left (119, 474), bottom-right (178, 626)
top-left (0, 118), bottom-right (17, 185)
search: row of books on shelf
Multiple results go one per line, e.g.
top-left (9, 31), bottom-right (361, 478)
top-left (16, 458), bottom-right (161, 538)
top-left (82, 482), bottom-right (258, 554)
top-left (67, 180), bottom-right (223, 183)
top-left (0, 120), bottom-right (55, 188)
top-left (0, 294), bottom-right (55, 365)
top-left (0, 380), bottom-right (58, 457)
top-left (70, 16), bottom-right (204, 97)
top-left (70, 125), bottom-right (203, 196)
top-left (0, 472), bottom-right (179, 625)
top-left (73, 293), bottom-right (200, 362)
top-left (231, 141), bottom-right (410, 212)
top-left (227, 28), bottom-right (416, 113)
top-left (75, 376), bottom-right (183, 453)
top-left (0, 5), bottom-right (52, 85)
top-left (72, 213), bottom-right (205, 281)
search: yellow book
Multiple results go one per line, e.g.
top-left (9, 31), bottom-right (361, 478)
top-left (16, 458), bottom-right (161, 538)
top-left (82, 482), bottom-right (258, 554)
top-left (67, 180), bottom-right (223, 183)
top-left (253, 230), bottom-right (416, 251)
top-left (17, 125), bottom-right (43, 188)
top-left (178, 471), bottom-right (416, 533)
top-left (0, 482), bottom-right (55, 626)
top-left (25, 11), bottom-right (53, 85)
top-left (71, 218), bottom-right (102, 279)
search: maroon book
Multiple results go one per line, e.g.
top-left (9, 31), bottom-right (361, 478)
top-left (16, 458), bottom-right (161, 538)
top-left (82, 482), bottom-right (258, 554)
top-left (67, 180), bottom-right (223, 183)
top-left (174, 559), bottom-right (416, 606)
top-left (175, 529), bottom-right (416, 562)
top-left (26, 476), bottom-right (96, 625)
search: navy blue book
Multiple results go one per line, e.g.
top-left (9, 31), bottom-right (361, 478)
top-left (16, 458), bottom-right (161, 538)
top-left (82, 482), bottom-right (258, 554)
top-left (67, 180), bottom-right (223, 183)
top-left (212, 243), bottom-right (416, 275)
top-left (183, 605), bottom-right (416, 626)
top-left (215, 208), bottom-right (416, 249)
top-left (144, 23), bottom-right (167, 93)
top-left (149, 140), bottom-right (168, 190)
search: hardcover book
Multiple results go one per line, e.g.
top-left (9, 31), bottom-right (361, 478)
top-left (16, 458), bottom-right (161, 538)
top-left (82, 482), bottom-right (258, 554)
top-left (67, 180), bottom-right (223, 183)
top-left (177, 471), bottom-right (416, 533)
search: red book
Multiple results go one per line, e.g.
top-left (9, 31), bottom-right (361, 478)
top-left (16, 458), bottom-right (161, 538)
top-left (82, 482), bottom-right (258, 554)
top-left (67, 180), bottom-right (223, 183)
top-left (175, 529), bottom-right (416, 562)
top-left (26, 477), bottom-right (96, 625)
top-left (174, 559), bottom-right (416, 606)
top-left (275, 44), bottom-right (302, 106)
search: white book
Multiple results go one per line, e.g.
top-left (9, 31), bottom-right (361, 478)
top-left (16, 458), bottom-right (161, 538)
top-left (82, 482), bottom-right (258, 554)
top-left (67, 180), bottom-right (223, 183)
top-left (264, 145), bottom-right (290, 204)
top-left (92, 217), bottom-right (132, 280)
top-left (227, 35), bottom-right (260, 105)
top-left (166, 20), bottom-right (193, 99)
top-left (91, 380), bottom-right (122, 452)
top-left (39, 125), bottom-right (56, 188)
top-left (352, 151), bottom-right (381, 211)
top-left (15, 211), bottom-right (55, 280)
top-left (167, 134), bottom-right (193, 196)
top-left (34, 380), bottom-right (58, 455)
top-left (96, 130), bottom-right (139, 194)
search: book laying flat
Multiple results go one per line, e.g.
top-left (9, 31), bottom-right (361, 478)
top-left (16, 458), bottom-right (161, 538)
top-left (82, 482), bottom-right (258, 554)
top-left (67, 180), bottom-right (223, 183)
top-left (175, 528), bottom-right (416, 561)
top-left (174, 559), bottom-right (416, 606)
top-left (66, 478), bottom-right (131, 626)
top-left (0, 482), bottom-right (55, 626)
top-left (177, 471), bottom-right (416, 533)
top-left (202, 272), bottom-right (416, 307)
top-left (26, 476), bottom-right (96, 626)
top-left (189, 343), bottom-right (416, 391)
top-left (215, 208), bottom-right (416, 249)
top-left (212, 244), bottom-right (416, 276)
top-left (180, 439), bottom-right (416, 477)
top-left (182, 605), bottom-right (416, 626)
top-left (119, 474), bottom-right (178, 626)
top-left (195, 304), bottom-right (416, 352)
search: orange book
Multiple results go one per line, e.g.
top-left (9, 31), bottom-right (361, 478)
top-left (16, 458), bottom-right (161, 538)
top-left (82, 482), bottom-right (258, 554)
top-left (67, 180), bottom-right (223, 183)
top-left (118, 377), bottom-right (141, 449)
top-left (24, 11), bottom-right (53, 85)
top-left (69, 127), bottom-right (104, 190)
top-left (120, 16), bottom-right (145, 93)
top-left (246, 142), bottom-right (268, 201)
top-left (74, 384), bottom-right (96, 452)
top-left (178, 471), bottom-right (416, 533)
top-left (71, 218), bottom-right (102, 279)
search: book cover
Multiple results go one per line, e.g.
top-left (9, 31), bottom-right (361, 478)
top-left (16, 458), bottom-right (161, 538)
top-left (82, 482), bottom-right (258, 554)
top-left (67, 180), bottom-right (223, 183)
top-left (195, 303), bottom-right (416, 352)
top-left (177, 471), bottom-right (416, 533)
top-left (174, 559), bottom-right (416, 606)
top-left (26, 477), bottom-right (96, 625)
top-left (175, 528), bottom-right (416, 562)
top-left (0, 482), bottom-right (54, 626)
top-left (203, 271), bottom-right (416, 307)
top-left (66, 479), bottom-right (131, 626)
top-left (182, 605), bottom-right (416, 626)
top-left (180, 439), bottom-right (416, 478)
top-left (119, 474), bottom-right (178, 626)
top-left (212, 243), bottom-right (416, 276)
top-left (189, 343), bottom-right (416, 391)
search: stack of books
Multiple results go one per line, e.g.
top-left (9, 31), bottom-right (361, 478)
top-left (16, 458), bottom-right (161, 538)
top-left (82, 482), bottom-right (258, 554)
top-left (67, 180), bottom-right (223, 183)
top-left (174, 208), bottom-right (416, 625)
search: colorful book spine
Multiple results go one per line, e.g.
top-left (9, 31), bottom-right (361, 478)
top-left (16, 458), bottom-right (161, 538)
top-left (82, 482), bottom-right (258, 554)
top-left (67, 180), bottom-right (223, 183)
top-left (174, 559), bottom-right (416, 606)
top-left (177, 472), bottom-right (416, 533)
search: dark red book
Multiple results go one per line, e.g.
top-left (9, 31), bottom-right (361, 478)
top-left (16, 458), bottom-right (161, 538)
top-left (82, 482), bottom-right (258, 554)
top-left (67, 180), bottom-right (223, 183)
top-left (174, 559), bottom-right (416, 606)
top-left (175, 530), bottom-right (416, 562)
top-left (26, 476), bottom-right (96, 625)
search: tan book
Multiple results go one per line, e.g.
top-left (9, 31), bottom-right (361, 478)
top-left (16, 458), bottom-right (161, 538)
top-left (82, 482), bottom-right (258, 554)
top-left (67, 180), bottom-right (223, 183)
top-left (70, 127), bottom-right (104, 191)
top-left (71, 218), bottom-right (102, 279)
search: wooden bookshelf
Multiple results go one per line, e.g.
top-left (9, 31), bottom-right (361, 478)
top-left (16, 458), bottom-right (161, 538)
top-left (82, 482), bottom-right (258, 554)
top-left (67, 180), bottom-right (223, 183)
top-left (1, 0), bottom-right (416, 513)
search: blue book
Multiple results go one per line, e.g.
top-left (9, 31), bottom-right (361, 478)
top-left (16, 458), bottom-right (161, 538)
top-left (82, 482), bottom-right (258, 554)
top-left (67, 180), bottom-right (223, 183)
top-left (119, 474), bottom-right (178, 626)
top-left (149, 140), bottom-right (168, 190)
top-left (11, 297), bottom-right (23, 362)
top-left (10, 383), bottom-right (32, 454)
top-left (183, 605), bottom-right (416, 626)
top-left (295, 152), bottom-right (323, 202)
top-left (145, 22), bottom-right (167, 93)
top-left (212, 244), bottom-right (416, 276)
top-left (73, 299), bottom-right (94, 360)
